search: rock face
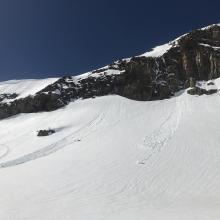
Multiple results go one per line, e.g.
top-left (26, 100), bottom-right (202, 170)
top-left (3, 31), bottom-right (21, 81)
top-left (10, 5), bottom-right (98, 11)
top-left (0, 24), bottom-right (220, 119)
top-left (0, 93), bottom-right (18, 102)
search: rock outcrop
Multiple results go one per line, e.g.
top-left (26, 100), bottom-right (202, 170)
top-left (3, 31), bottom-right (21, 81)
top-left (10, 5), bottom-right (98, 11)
top-left (187, 87), bottom-right (218, 95)
top-left (0, 24), bottom-right (220, 119)
top-left (0, 93), bottom-right (18, 102)
top-left (37, 129), bottom-right (55, 137)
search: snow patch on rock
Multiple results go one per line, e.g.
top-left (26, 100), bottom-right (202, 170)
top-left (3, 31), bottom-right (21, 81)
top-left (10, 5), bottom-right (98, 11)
top-left (139, 43), bottom-right (173, 58)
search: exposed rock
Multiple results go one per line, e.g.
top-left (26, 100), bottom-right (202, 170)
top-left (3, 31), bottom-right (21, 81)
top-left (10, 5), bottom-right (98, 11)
top-left (37, 129), bottom-right (55, 137)
top-left (207, 81), bottom-right (215, 85)
top-left (0, 93), bottom-right (18, 102)
top-left (0, 93), bottom-right (64, 119)
top-left (187, 87), bottom-right (218, 95)
top-left (189, 77), bottom-right (196, 88)
top-left (0, 24), bottom-right (220, 120)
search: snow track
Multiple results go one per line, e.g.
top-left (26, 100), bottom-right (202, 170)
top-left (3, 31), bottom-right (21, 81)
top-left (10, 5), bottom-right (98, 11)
top-left (0, 105), bottom-right (108, 168)
top-left (0, 144), bottom-right (9, 160)
top-left (137, 92), bottom-right (187, 165)
top-left (0, 91), bottom-right (220, 220)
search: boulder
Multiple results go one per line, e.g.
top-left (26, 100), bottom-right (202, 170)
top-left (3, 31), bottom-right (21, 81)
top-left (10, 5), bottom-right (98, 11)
top-left (187, 87), bottom-right (218, 95)
top-left (37, 129), bottom-right (55, 137)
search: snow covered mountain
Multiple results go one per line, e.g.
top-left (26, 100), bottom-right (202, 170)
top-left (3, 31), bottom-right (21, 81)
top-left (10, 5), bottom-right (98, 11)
top-left (1, 24), bottom-right (220, 220)
top-left (1, 24), bottom-right (220, 119)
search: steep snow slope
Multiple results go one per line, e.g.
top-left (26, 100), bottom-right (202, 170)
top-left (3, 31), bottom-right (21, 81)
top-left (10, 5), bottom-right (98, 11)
top-left (140, 43), bottom-right (173, 57)
top-left (0, 78), bottom-right (220, 219)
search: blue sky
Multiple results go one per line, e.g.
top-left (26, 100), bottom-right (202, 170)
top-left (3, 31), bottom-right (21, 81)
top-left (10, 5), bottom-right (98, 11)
top-left (0, 0), bottom-right (219, 80)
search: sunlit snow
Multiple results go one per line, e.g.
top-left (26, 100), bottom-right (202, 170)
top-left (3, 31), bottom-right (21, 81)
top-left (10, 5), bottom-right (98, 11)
top-left (0, 77), bottom-right (220, 219)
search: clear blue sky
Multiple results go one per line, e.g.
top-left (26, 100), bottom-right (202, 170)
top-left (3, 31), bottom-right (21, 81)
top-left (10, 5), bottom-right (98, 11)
top-left (0, 0), bottom-right (219, 81)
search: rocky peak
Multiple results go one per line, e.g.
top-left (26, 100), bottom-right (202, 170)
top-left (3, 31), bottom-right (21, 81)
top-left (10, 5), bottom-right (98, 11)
top-left (0, 24), bottom-right (220, 120)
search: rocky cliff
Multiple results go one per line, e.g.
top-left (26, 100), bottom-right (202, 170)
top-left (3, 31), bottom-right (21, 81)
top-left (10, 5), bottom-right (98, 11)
top-left (0, 24), bottom-right (220, 119)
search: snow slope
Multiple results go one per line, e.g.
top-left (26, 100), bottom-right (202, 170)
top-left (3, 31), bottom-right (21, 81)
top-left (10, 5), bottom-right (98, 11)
top-left (0, 78), bottom-right (58, 101)
top-left (140, 43), bottom-right (173, 57)
top-left (0, 78), bottom-right (220, 219)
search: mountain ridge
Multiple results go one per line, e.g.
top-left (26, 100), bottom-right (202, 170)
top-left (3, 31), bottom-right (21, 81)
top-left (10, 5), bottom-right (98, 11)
top-left (0, 23), bottom-right (220, 119)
